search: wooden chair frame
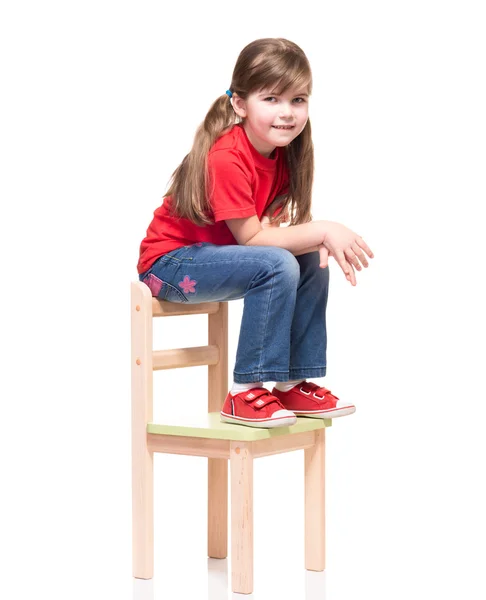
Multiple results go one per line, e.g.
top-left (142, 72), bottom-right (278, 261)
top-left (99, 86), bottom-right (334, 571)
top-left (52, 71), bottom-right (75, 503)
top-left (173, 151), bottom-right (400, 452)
top-left (131, 281), bottom-right (330, 595)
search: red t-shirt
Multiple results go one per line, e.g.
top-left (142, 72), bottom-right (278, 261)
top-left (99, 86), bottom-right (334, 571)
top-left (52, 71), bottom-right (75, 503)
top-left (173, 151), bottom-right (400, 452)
top-left (137, 124), bottom-right (289, 274)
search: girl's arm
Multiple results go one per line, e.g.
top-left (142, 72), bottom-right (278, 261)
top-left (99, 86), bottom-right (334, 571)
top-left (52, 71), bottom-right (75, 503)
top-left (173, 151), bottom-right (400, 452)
top-left (260, 215), bottom-right (320, 256)
top-left (226, 215), bottom-right (373, 285)
top-left (227, 214), bottom-right (331, 253)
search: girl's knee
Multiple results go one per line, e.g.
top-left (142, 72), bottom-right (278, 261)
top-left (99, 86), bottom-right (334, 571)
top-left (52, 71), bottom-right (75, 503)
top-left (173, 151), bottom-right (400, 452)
top-left (266, 247), bottom-right (300, 283)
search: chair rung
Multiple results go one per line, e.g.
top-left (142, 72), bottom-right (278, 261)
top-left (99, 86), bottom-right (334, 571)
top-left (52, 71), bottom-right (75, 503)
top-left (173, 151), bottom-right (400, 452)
top-left (152, 299), bottom-right (220, 317)
top-left (153, 345), bottom-right (220, 370)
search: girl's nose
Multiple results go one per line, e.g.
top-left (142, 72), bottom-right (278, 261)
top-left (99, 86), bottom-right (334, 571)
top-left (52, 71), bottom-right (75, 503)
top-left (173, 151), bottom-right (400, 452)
top-left (279, 103), bottom-right (293, 117)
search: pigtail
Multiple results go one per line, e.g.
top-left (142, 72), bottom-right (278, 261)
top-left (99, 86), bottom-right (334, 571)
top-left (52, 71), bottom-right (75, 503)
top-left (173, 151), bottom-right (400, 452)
top-left (166, 95), bottom-right (238, 226)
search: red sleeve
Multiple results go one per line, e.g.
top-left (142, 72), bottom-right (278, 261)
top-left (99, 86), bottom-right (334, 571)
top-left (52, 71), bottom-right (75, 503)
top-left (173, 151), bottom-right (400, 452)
top-left (207, 150), bottom-right (256, 222)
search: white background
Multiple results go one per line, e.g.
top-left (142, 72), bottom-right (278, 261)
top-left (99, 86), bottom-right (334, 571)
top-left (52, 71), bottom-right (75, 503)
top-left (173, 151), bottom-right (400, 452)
top-left (1, 1), bottom-right (485, 599)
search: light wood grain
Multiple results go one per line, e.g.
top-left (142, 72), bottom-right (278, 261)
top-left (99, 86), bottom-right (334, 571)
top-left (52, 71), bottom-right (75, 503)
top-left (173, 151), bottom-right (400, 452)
top-left (208, 302), bottom-right (229, 560)
top-left (231, 441), bottom-right (254, 594)
top-left (304, 428), bottom-right (326, 571)
top-left (152, 345), bottom-right (219, 370)
top-left (152, 298), bottom-right (220, 317)
top-left (131, 282), bottom-right (154, 579)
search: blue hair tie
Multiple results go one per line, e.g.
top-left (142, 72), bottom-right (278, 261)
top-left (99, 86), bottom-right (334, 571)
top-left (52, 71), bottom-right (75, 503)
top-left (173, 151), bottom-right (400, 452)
top-left (225, 89), bottom-right (233, 98)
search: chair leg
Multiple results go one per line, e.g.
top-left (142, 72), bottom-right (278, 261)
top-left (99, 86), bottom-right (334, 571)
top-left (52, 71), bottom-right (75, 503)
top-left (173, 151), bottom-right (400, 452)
top-left (132, 444), bottom-right (154, 578)
top-left (131, 281), bottom-right (155, 579)
top-left (208, 457), bottom-right (228, 558)
top-left (208, 302), bottom-right (229, 560)
top-left (230, 441), bottom-right (254, 594)
top-left (304, 429), bottom-right (326, 571)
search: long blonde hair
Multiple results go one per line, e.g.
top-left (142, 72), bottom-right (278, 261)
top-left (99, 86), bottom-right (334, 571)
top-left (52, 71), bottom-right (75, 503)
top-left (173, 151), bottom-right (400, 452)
top-left (166, 38), bottom-right (314, 227)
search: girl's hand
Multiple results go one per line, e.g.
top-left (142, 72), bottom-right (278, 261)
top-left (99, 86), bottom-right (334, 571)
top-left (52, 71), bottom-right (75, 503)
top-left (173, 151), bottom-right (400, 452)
top-left (321, 221), bottom-right (373, 283)
top-left (318, 244), bottom-right (357, 285)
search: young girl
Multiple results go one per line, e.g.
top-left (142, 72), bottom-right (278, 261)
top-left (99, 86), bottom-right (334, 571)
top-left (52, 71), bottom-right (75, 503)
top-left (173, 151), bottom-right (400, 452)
top-left (137, 38), bottom-right (373, 429)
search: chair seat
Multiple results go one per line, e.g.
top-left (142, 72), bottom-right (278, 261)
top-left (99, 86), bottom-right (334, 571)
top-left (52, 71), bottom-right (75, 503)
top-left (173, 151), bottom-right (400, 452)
top-left (147, 412), bottom-right (331, 441)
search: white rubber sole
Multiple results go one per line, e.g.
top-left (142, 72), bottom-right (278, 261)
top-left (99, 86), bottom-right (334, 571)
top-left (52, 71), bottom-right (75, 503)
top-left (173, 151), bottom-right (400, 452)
top-left (292, 405), bottom-right (356, 419)
top-left (220, 411), bottom-right (297, 429)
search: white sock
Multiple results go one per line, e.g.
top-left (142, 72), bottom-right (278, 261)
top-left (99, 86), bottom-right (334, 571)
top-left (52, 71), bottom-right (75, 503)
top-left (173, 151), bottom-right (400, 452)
top-left (275, 379), bottom-right (305, 393)
top-left (231, 381), bottom-right (264, 395)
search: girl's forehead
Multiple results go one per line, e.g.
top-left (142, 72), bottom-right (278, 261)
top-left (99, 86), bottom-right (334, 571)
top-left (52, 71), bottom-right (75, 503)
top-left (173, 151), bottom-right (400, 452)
top-left (254, 84), bottom-right (310, 96)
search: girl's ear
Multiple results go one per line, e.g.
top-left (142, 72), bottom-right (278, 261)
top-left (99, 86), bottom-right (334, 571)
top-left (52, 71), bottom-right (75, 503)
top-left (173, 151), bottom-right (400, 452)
top-left (231, 94), bottom-right (247, 118)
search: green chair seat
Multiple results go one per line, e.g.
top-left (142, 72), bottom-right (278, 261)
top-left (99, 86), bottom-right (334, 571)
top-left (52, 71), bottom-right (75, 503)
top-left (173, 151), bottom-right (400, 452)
top-left (147, 412), bottom-right (331, 441)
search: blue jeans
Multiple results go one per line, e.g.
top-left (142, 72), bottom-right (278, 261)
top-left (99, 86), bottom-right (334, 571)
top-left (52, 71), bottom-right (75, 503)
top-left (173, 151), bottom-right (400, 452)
top-left (139, 243), bottom-right (329, 383)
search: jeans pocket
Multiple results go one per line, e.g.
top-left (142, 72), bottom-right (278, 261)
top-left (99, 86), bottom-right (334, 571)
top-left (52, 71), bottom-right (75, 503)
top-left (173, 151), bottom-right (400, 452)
top-left (141, 273), bottom-right (188, 303)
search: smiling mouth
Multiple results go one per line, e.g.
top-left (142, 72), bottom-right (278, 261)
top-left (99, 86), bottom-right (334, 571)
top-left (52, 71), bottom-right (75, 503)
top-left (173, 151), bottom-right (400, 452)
top-left (272, 125), bottom-right (294, 130)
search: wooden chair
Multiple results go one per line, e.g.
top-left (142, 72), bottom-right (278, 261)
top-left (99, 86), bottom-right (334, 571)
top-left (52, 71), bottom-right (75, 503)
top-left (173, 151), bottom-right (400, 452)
top-left (131, 281), bottom-right (331, 595)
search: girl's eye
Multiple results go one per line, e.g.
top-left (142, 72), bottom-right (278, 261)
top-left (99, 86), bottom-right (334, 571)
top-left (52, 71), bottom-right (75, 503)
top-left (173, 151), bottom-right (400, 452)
top-left (263, 96), bottom-right (307, 103)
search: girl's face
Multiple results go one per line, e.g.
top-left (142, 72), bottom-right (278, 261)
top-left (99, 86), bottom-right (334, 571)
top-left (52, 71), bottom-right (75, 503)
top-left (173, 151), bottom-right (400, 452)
top-left (232, 86), bottom-right (310, 158)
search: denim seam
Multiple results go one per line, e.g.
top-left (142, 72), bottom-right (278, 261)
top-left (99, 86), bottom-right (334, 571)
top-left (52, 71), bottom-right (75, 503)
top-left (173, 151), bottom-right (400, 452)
top-left (289, 369), bottom-right (327, 376)
top-left (252, 264), bottom-right (275, 376)
top-left (234, 369), bottom-right (290, 375)
top-left (234, 371), bottom-right (291, 383)
top-left (162, 257), bottom-right (194, 263)
top-left (165, 280), bottom-right (188, 302)
top-left (162, 258), bottom-right (279, 269)
top-left (233, 369), bottom-right (326, 382)
top-left (234, 368), bottom-right (326, 374)
top-left (288, 366), bottom-right (327, 369)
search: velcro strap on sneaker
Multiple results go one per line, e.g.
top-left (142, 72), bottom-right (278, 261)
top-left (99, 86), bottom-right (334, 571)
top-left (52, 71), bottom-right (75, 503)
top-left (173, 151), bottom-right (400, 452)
top-left (301, 382), bottom-right (339, 402)
top-left (316, 388), bottom-right (338, 402)
top-left (242, 388), bottom-right (277, 409)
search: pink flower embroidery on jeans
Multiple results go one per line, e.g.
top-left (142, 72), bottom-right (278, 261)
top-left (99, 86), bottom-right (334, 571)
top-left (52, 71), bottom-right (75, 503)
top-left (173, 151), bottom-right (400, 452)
top-left (179, 275), bottom-right (197, 294)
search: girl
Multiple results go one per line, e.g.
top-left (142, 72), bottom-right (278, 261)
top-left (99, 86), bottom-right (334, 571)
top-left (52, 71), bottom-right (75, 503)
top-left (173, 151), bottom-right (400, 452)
top-left (137, 38), bottom-right (373, 429)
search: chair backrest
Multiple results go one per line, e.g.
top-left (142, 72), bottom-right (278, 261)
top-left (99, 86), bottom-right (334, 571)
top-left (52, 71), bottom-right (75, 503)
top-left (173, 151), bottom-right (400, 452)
top-left (130, 281), bottom-right (228, 424)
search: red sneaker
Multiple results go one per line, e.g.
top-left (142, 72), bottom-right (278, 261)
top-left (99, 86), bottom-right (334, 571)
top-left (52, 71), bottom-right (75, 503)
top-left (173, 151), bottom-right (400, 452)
top-left (272, 381), bottom-right (356, 418)
top-left (220, 387), bottom-right (297, 428)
